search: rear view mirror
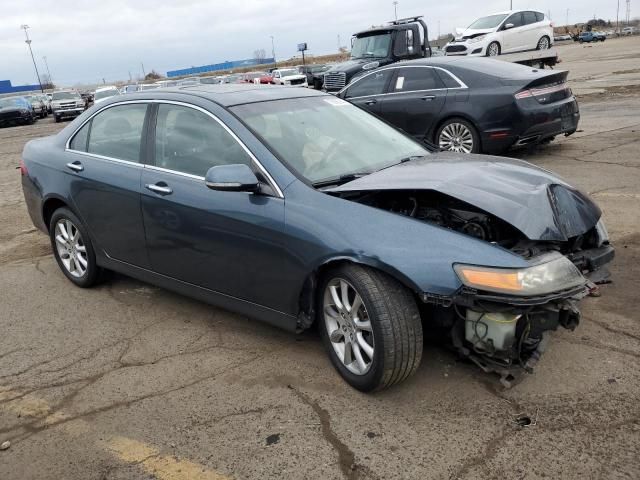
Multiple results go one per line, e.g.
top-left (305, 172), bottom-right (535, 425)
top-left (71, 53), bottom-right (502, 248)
top-left (504, 23), bottom-right (515, 29)
top-left (205, 164), bottom-right (260, 193)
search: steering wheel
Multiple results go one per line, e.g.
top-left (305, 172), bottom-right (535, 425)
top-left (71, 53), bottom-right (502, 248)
top-left (306, 139), bottom-right (350, 177)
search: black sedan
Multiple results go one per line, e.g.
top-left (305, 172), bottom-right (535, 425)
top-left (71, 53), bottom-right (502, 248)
top-left (337, 57), bottom-right (580, 154)
top-left (21, 85), bottom-right (612, 391)
top-left (0, 96), bottom-right (37, 127)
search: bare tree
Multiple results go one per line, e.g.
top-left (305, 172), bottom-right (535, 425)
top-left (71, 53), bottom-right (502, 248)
top-left (253, 49), bottom-right (266, 63)
top-left (144, 70), bottom-right (162, 80)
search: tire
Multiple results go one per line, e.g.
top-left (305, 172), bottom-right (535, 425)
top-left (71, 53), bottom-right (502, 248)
top-left (54, 115), bottom-right (60, 123)
top-left (49, 208), bottom-right (102, 288)
top-left (318, 264), bottom-right (423, 392)
top-left (486, 41), bottom-right (500, 57)
top-left (435, 117), bottom-right (481, 154)
top-left (579, 39), bottom-right (584, 44)
top-left (536, 36), bottom-right (550, 50)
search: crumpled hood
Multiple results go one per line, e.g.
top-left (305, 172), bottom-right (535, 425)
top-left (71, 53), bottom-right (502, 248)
top-left (328, 153), bottom-right (601, 242)
top-left (455, 28), bottom-right (495, 40)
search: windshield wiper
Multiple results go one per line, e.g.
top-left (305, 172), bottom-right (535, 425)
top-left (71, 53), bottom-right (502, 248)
top-left (312, 172), bottom-right (370, 188)
top-left (375, 155), bottom-right (426, 173)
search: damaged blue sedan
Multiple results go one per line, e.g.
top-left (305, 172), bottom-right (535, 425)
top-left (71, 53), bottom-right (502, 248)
top-left (20, 85), bottom-right (614, 391)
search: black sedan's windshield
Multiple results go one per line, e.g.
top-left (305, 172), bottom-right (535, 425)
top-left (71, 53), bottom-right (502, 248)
top-left (0, 98), bottom-right (27, 109)
top-left (231, 96), bottom-right (427, 185)
top-left (351, 32), bottom-right (392, 59)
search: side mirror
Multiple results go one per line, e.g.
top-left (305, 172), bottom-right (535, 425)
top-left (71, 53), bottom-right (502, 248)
top-left (205, 164), bottom-right (260, 193)
top-left (504, 23), bottom-right (515, 29)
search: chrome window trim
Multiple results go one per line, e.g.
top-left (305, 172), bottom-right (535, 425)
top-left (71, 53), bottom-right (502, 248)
top-left (66, 149), bottom-right (143, 169)
top-left (339, 65), bottom-right (468, 100)
top-left (64, 99), bottom-right (284, 199)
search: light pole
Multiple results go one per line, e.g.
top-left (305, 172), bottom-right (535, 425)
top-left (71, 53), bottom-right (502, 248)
top-left (42, 56), bottom-right (52, 86)
top-left (20, 25), bottom-right (44, 93)
top-left (393, 1), bottom-right (398, 21)
top-left (616, 0), bottom-right (620, 32)
top-left (270, 35), bottom-right (277, 69)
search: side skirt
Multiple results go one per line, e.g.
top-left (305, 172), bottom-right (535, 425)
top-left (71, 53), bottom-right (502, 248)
top-left (97, 253), bottom-right (298, 333)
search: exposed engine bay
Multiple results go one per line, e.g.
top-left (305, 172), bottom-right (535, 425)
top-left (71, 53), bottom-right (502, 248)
top-left (335, 188), bottom-right (612, 386)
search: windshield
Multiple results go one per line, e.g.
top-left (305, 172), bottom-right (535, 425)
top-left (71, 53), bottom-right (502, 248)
top-left (351, 32), bottom-right (392, 59)
top-left (231, 97), bottom-right (427, 185)
top-left (0, 98), bottom-right (27, 109)
top-left (467, 14), bottom-right (508, 29)
top-left (52, 91), bottom-right (80, 100)
top-left (95, 88), bottom-right (119, 99)
top-left (277, 69), bottom-right (298, 77)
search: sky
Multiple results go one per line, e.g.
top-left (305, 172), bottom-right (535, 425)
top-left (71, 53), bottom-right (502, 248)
top-left (1, 0), bottom-right (635, 86)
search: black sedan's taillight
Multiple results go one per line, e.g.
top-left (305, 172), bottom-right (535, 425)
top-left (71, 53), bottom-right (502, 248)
top-left (515, 82), bottom-right (571, 104)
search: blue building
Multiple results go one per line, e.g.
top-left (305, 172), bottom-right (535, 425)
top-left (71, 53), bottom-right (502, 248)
top-left (166, 57), bottom-right (275, 78)
top-left (0, 79), bottom-right (42, 94)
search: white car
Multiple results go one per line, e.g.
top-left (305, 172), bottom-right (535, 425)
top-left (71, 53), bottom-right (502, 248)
top-left (445, 10), bottom-right (554, 57)
top-left (271, 68), bottom-right (308, 87)
top-left (93, 86), bottom-right (120, 104)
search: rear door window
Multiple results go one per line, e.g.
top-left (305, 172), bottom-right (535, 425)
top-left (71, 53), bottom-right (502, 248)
top-left (344, 70), bottom-right (393, 98)
top-left (392, 67), bottom-right (445, 92)
top-left (534, 12), bottom-right (544, 22)
top-left (87, 104), bottom-right (148, 162)
top-left (523, 11), bottom-right (538, 25)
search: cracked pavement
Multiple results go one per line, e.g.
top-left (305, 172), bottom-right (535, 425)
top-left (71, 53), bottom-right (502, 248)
top-left (1, 37), bottom-right (639, 479)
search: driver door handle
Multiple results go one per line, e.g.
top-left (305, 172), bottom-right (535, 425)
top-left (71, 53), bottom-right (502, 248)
top-left (145, 183), bottom-right (173, 195)
top-left (364, 99), bottom-right (378, 105)
top-left (421, 95), bottom-right (436, 101)
top-left (66, 161), bottom-right (83, 172)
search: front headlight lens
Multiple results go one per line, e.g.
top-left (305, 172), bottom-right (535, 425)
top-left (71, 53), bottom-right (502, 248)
top-left (468, 34), bottom-right (487, 44)
top-left (454, 253), bottom-right (586, 296)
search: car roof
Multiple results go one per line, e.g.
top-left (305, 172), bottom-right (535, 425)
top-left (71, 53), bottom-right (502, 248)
top-left (118, 84), bottom-right (328, 107)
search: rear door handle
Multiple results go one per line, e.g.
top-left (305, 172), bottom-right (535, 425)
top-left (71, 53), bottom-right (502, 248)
top-left (364, 99), bottom-right (377, 105)
top-left (66, 161), bottom-right (83, 172)
top-left (421, 95), bottom-right (436, 101)
top-left (145, 183), bottom-right (173, 195)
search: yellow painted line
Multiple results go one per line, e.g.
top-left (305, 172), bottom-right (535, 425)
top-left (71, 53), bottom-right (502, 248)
top-left (106, 436), bottom-right (231, 480)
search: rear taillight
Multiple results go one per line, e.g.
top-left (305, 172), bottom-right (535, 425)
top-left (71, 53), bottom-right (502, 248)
top-left (19, 159), bottom-right (28, 176)
top-left (515, 82), bottom-right (570, 101)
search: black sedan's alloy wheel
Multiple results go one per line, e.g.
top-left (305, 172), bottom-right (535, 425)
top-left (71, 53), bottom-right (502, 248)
top-left (319, 265), bottom-right (423, 392)
top-left (49, 208), bottom-right (102, 287)
top-left (436, 118), bottom-right (480, 154)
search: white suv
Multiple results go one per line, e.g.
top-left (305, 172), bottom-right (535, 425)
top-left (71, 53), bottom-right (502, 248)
top-left (445, 10), bottom-right (553, 57)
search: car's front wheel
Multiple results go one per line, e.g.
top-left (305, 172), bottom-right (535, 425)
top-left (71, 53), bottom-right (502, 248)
top-left (486, 41), bottom-right (500, 56)
top-left (49, 208), bottom-right (102, 287)
top-left (319, 265), bottom-right (423, 392)
top-left (436, 118), bottom-right (480, 154)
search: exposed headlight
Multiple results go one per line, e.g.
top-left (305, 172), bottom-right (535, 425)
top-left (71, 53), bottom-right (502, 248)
top-left (595, 219), bottom-right (609, 246)
top-left (76, 100), bottom-right (85, 107)
top-left (467, 34), bottom-right (487, 44)
top-left (454, 252), bottom-right (586, 296)
top-left (284, 80), bottom-right (291, 85)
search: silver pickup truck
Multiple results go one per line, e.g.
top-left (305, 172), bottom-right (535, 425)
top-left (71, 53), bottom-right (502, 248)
top-left (50, 90), bottom-right (86, 123)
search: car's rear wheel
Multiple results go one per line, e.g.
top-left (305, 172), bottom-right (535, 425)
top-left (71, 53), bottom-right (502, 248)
top-left (436, 118), bottom-right (480, 154)
top-left (49, 208), bottom-right (102, 288)
top-left (537, 36), bottom-right (550, 50)
top-left (486, 41), bottom-right (500, 56)
top-left (319, 265), bottom-right (423, 392)
top-left (54, 115), bottom-right (60, 123)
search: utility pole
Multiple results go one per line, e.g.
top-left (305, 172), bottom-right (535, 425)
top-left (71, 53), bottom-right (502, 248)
top-left (270, 35), bottom-right (277, 69)
top-left (616, 0), bottom-right (620, 32)
top-left (20, 25), bottom-right (44, 93)
top-left (337, 34), bottom-right (341, 51)
top-left (141, 62), bottom-right (146, 78)
top-left (510, 1), bottom-right (513, 10)
top-left (393, 1), bottom-right (398, 21)
top-left (42, 55), bottom-right (52, 87)
top-left (627, 0), bottom-right (631, 25)
top-left (566, 9), bottom-right (569, 27)
top-left (438, 20), bottom-right (441, 39)
top-left (128, 71), bottom-right (132, 82)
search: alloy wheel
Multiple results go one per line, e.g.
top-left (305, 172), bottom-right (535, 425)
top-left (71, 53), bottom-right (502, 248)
top-left (487, 42), bottom-right (500, 56)
top-left (538, 37), bottom-right (550, 49)
top-left (54, 219), bottom-right (88, 278)
top-left (323, 278), bottom-right (374, 375)
top-left (439, 123), bottom-right (474, 153)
